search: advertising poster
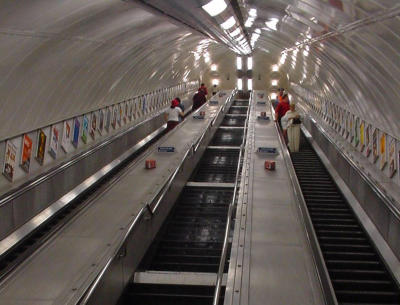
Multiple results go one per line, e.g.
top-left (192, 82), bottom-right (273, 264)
top-left (380, 132), bottom-right (387, 170)
top-left (372, 128), bottom-right (378, 163)
top-left (81, 115), bottom-right (89, 144)
top-left (349, 114), bottom-right (354, 141)
top-left (124, 102), bottom-right (128, 124)
top-left (36, 129), bottom-right (47, 165)
top-left (365, 124), bottom-right (371, 157)
top-left (354, 117), bottom-right (359, 147)
top-left (99, 109), bottom-right (104, 135)
top-left (359, 121), bottom-right (365, 151)
top-left (90, 112), bottom-right (97, 140)
top-left (20, 134), bottom-right (33, 173)
top-left (128, 101), bottom-right (133, 121)
top-left (389, 138), bottom-right (396, 178)
top-left (72, 118), bottom-right (80, 148)
top-left (105, 107), bottom-right (111, 132)
top-left (117, 104), bottom-right (122, 126)
top-left (2, 140), bottom-right (17, 181)
top-left (48, 125), bottom-right (59, 159)
top-left (112, 107), bottom-right (117, 129)
top-left (61, 121), bottom-right (71, 153)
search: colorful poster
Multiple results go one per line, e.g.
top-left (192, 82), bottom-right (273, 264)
top-left (360, 121), bottom-right (365, 151)
top-left (389, 138), bottom-right (396, 178)
top-left (61, 121), bottom-right (71, 153)
top-left (380, 132), bottom-right (387, 170)
top-left (112, 107), bottom-right (117, 129)
top-left (82, 115), bottom-right (89, 143)
top-left (36, 129), bottom-right (47, 165)
top-left (105, 108), bottom-right (111, 132)
top-left (90, 112), bottom-right (97, 140)
top-left (354, 117), bottom-right (359, 147)
top-left (128, 101), bottom-right (133, 121)
top-left (349, 114), bottom-right (354, 141)
top-left (48, 125), bottom-right (59, 159)
top-left (117, 104), bottom-right (122, 126)
top-left (372, 128), bottom-right (378, 163)
top-left (72, 118), bottom-right (80, 148)
top-left (99, 109), bottom-right (104, 135)
top-left (20, 134), bottom-right (33, 173)
top-left (365, 124), bottom-right (371, 157)
top-left (124, 103), bottom-right (128, 124)
top-left (2, 140), bottom-right (17, 181)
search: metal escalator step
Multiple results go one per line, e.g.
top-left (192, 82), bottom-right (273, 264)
top-left (320, 243), bottom-right (372, 252)
top-left (332, 279), bottom-right (396, 291)
top-left (221, 115), bottom-right (246, 127)
top-left (326, 259), bottom-right (382, 270)
top-left (209, 129), bottom-right (244, 146)
top-left (291, 134), bottom-right (400, 303)
top-left (335, 289), bottom-right (400, 304)
top-left (329, 269), bottom-right (390, 280)
top-left (121, 283), bottom-right (225, 305)
top-left (318, 236), bottom-right (368, 244)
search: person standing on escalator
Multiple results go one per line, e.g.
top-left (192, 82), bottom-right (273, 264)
top-left (274, 92), bottom-right (290, 129)
top-left (164, 98), bottom-right (184, 132)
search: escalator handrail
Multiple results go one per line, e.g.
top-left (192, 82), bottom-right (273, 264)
top-left (213, 91), bottom-right (251, 305)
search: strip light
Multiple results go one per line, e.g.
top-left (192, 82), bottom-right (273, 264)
top-left (202, 0), bottom-right (227, 17)
top-left (247, 57), bottom-right (253, 70)
top-left (237, 78), bottom-right (243, 90)
top-left (248, 79), bottom-right (253, 91)
top-left (236, 57), bottom-right (242, 70)
top-left (221, 16), bottom-right (236, 30)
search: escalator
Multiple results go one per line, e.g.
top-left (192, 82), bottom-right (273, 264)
top-left (118, 100), bottom-right (248, 305)
top-left (291, 135), bottom-right (400, 305)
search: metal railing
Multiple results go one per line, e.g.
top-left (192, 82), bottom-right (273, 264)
top-left (212, 92), bottom-right (252, 305)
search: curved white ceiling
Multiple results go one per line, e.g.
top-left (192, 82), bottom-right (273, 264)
top-left (0, 0), bottom-right (400, 140)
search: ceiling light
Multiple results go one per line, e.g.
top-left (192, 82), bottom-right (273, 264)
top-left (247, 57), bottom-right (253, 70)
top-left (265, 18), bottom-right (279, 31)
top-left (271, 93), bottom-right (277, 100)
top-left (237, 78), bottom-right (243, 90)
top-left (235, 34), bottom-right (244, 41)
top-left (211, 64), bottom-right (217, 71)
top-left (212, 79), bottom-right (219, 86)
top-left (249, 8), bottom-right (257, 17)
top-left (202, 0), bottom-right (227, 17)
top-left (237, 57), bottom-right (242, 70)
top-left (245, 18), bottom-right (253, 27)
top-left (271, 80), bottom-right (278, 86)
top-left (272, 65), bottom-right (279, 72)
top-left (247, 79), bottom-right (253, 90)
top-left (221, 16), bottom-right (236, 30)
top-left (229, 28), bottom-right (241, 37)
top-left (254, 28), bottom-right (261, 34)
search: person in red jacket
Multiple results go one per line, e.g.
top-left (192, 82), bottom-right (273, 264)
top-left (192, 90), bottom-right (207, 111)
top-left (274, 93), bottom-right (290, 128)
top-left (199, 83), bottom-right (208, 96)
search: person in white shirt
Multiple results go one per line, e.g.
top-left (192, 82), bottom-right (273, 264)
top-left (164, 98), bottom-right (184, 132)
top-left (281, 101), bottom-right (302, 152)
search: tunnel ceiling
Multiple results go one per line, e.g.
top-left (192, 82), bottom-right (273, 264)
top-left (1, 0), bottom-right (400, 140)
top-left (139, 0), bottom-right (400, 139)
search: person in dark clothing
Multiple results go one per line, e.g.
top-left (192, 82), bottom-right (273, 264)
top-left (192, 90), bottom-right (207, 111)
top-left (199, 83), bottom-right (208, 96)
